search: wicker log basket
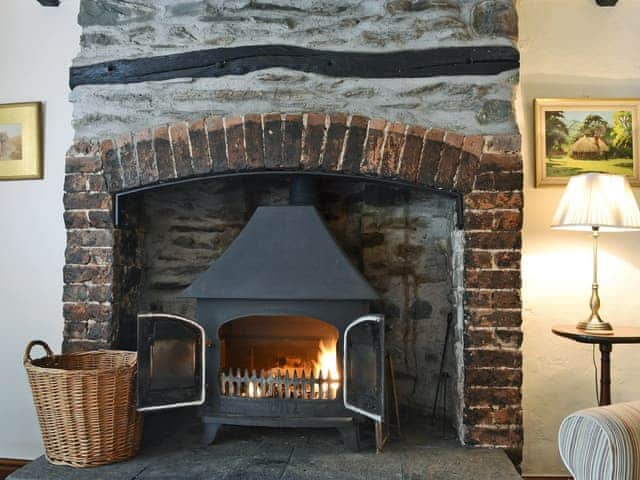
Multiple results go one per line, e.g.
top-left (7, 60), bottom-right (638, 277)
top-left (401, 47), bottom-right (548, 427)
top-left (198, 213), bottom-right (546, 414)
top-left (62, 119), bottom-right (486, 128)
top-left (23, 340), bottom-right (143, 468)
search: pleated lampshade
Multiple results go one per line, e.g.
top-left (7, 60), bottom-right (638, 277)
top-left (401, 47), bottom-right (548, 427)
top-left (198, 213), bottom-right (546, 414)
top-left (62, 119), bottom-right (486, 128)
top-left (551, 173), bottom-right (640, 232)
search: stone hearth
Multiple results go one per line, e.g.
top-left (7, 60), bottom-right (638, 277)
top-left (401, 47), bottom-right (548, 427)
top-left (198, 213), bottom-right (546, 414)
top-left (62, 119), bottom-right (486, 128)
top-left (10, 411), bottom-right (521, 480)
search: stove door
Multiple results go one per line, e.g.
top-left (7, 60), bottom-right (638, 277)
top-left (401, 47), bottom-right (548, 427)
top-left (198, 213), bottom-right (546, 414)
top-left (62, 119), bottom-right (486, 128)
top-left (343, 314), bottom-right (384, 422)
top-left (137, 313), bottom-right (206, 411)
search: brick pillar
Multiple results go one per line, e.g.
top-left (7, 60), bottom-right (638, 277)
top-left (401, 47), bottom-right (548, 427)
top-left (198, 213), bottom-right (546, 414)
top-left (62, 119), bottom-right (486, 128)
top-left (462, 134), bottom-right (523, 464)
top-left (62, 140), bottom-right (116, 352)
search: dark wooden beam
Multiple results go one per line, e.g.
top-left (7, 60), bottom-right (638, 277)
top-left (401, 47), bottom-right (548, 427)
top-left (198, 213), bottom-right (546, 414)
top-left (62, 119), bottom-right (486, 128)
top-left (596, 0), bottom-right (618, 5)
top-left (69, 45), bottom-right (519, 89)
top-left (36, 0), bottom-right (60, 6)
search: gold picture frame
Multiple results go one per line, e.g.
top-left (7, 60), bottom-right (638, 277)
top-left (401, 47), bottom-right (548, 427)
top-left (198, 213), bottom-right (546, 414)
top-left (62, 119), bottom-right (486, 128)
top-left (0, 102), bottom-right (43, 180)
top-left (535, 98), bottom-right (640, 187)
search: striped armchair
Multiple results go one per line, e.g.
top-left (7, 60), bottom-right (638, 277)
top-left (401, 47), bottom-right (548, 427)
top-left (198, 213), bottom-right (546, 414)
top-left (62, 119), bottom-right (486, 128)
top-left (558, 401), bottom-right (640, 480)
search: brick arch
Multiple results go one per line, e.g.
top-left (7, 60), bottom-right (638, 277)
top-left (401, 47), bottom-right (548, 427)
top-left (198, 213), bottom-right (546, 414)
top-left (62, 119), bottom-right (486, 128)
top-left (63, 112), bottom-right (523, 460)
top-left (95, 113), bottom-right (486, 196)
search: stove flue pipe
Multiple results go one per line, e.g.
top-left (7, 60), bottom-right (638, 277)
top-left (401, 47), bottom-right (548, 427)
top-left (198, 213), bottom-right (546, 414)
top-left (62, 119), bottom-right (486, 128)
top-left (289, 175), bottom-right (318, 206)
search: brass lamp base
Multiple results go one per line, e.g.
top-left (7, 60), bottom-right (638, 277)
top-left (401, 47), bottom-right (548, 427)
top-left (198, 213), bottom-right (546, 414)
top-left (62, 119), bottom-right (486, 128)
top-left (576, 319), bottom-right (614, 333)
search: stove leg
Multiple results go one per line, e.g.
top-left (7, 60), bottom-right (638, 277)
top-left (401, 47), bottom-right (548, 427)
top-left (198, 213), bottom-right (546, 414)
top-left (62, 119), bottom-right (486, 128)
top-left (201, 421), bottom-right (221, 445)
top-left (338, 423), bottom-right (360, 452)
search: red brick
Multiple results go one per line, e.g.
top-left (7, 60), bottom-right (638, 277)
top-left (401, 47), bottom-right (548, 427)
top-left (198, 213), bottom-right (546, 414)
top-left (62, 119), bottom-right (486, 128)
top-left (340, 115), bottom-right (368, 173)
top-left (380, 122), bottom-right (405, 177)
top-left (283, 113), bottom-right (303, 168)
top-left (117, 134), bottom-right (139, 188)
top-left (322, 113), bottom-right (348, 170)
top-left (135, 128), bottom-right (158, 185)
top-left (465, 192), bottom-right (523, 210)
top-left (493, 211), bottom-right (522, 231)
top-left (88, 210), bottom-right (113, 229)
top-left (263, 113), bottom-right (283, 168)
top-left (465, 385), bottom-right (522, 405)
top-left (301, 113), bottom-right (326, 169)
top-left (189, 119), bottom-right (211, 174)
top-left (464, 250), bottom-right (492, 269)
top-left (225, 116), bottom-right (246, 170)
top-left (153, 126), bottom-right (176, 180)
top-left (398, 125), bottom-right (426, 182)
top-left (479, 152), bottom-right (522, 172)
top-left (465, 270), bottom-right (521, 289)
top-left (64, 211), bottom-right (89, 229)
top-left (205, 116), bottom-right (228, 172)
top-left (464, 211), bottom-right (493, 230)
top-left (464, 290), bottom-right (492, 309)
top-left (88, 174), bottom-right (107, 192)
top-left (454, 151), bottom-right (479, 193)
top-left (492, 290), bottom-right (522, 309)
top-left (465, 210), bottom-right (522, 231)
top-left (467, 309), bottom-right (522, 328)
top-left (463, 135), bottom-right (484, 158)
top-left (66, 155), bottom-right (102, 174)
top-left (464, 328), bottom-right (522, 349)
top-left (63, 265), bottom-right (112, 284)
top-left (99, 139), bottom-right (123, 191)
top-left (361, 118), bottom-right (386, 174)
top-left (63, 193), bottom-right (111, 210)
top-left (466, 426), bottom-right (523, 447)
top-left (169, 123), bottom-right (193, 177)
top-left (66, 230), bottom-right (113, 248)
top-left (495, 171), bottom-right (523, 191)
top-left (485, 135), bottom-right (521, 154)
top-left (464, 348), bottom-right (522, 368)
top-left (465, 367), bottom-right (522, 388)
top-left (65, 174), bottom-right (90, 192)
top-left (494, 251), bottom-right (521, 269)
top-left (465, 231), bottom-right (521, 249)
top-left (435, 133), bottom-right (463, 189)
top-left (473, 172), bottom-right (496, 191)
top-left (418, 128), bottom-right (445, 185)
top-left (464, 406), bottom-right (522, 426)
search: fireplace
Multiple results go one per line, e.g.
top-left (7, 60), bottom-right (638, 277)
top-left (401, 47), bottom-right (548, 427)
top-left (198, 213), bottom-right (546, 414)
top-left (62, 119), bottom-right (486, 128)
top-left (134, 178), bottom-right (385, 450)
top-left (63, 111), bottom-right (523, 462)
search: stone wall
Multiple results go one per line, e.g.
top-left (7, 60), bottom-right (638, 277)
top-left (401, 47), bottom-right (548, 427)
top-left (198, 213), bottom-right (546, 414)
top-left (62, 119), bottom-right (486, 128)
top-left (70, 0), bottom-right (518, 139)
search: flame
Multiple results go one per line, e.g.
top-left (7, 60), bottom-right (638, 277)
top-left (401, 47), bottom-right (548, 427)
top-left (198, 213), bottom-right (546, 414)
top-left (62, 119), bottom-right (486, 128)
top-left (313, 338), bottom-right (339, 379)
top-left (248, 382), bottom-right (262, 398)
top-left (313, 338), bottom-right (340, 399)
top-left (243, 337), bottom-right (341, 399)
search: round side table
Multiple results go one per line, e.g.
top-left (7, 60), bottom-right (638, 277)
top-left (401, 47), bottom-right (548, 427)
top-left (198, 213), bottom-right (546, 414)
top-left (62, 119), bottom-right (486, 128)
top-left (552, 325), bottom-right (640, 406)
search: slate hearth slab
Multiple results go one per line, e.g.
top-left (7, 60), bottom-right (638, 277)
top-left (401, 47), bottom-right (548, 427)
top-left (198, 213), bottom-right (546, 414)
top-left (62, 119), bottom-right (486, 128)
top-left (10, 413), bottom-right (520, 480)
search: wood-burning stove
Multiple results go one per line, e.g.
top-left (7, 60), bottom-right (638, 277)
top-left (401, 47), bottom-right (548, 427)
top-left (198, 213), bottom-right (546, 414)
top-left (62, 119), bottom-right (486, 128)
top-left (135, 178), bottom-right (385, 450)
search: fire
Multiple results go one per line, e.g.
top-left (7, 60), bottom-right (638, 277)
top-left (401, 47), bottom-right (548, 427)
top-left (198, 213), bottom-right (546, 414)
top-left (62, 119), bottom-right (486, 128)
top-left (313, 337), bottom-right (340, 399)
top-left (241, 337), bottom-right (341, 400)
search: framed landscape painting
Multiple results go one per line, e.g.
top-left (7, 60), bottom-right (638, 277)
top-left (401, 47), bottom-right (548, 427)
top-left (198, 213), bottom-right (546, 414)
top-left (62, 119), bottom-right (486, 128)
top-left (0, 102), bottom-right (42, 180)
top-left (535, 98), bottom-right (640, 187)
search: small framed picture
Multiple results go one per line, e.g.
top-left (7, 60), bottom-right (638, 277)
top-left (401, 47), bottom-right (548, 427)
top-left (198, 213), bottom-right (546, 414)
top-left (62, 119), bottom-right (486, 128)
top-left (0, 102), bottom-right (43, 180)
top-left (535, 98), bottom-right (640, 187)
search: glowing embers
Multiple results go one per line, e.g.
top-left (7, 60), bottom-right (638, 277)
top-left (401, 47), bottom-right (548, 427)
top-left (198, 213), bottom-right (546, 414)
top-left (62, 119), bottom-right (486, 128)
top-left (221, 337), bottom-right (340, 400)
top-left (218, 315), bottom-right (341, 400)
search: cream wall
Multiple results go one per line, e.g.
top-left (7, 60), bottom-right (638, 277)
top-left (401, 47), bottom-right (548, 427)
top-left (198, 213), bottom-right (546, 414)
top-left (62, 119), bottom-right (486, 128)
top-left (519, 0), bottom-right (640, 475)
top-left (0, 0), bottom-right (80, 459)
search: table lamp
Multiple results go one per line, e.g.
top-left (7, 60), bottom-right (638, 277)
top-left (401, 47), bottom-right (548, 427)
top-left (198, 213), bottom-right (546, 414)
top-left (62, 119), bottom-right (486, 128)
top-left (551, 173), bottom-right (640, 332)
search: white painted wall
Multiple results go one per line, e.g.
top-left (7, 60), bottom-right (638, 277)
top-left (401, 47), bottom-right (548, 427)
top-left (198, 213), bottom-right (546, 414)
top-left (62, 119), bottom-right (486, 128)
top-left (0, 0), bottom-right (80, 459)
top-left (519, 0), bottom-right (640, 475)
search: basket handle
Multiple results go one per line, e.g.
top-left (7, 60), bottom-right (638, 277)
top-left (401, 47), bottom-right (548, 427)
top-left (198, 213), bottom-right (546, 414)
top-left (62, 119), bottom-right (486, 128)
top-left (23, 340), bottom-right (54, 364)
